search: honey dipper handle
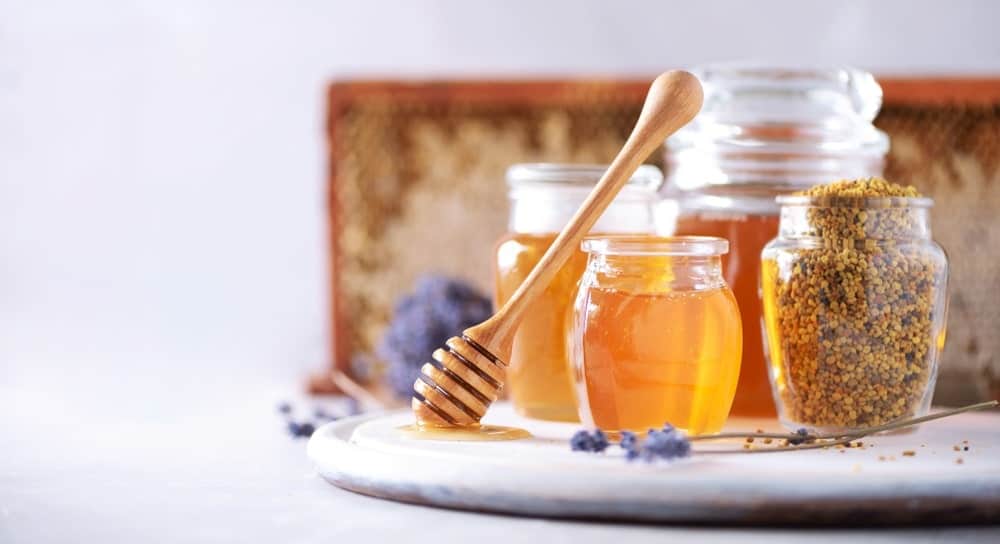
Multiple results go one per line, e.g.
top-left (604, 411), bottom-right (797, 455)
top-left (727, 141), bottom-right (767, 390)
top-left (467, 71), bottom-right (704, 351)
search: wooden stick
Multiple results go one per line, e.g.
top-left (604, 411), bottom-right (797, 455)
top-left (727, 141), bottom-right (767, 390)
top-left (412, 71), bottom-right (704, 427)
top-left (464, 71), bottom-right (703, 352)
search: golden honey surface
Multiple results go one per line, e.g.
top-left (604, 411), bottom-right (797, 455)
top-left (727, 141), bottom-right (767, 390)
top-left (578, 286), bottom-right (742, 435)
top-left (397, 424), bottom-right (532, 442)
top-left (494, 233), bottom-right (585, 422)
top-left (675, 213), bottom-right (780, 417)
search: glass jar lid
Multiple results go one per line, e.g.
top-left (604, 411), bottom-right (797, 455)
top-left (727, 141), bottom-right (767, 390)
top-left (664, 64), bottom-right (890, 203)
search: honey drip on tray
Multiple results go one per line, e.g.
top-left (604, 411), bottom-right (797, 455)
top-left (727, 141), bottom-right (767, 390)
top-left (397, 424), bottom-right (531, 442)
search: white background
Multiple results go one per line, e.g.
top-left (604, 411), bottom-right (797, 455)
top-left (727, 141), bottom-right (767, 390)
top-left (3, 2), bottom-right (1000, 542)
top-left (3, 0), bottom-right (1000, 401)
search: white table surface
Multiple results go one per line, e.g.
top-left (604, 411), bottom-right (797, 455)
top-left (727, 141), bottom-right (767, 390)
top-left (4, 377), bottom-right (999, 543)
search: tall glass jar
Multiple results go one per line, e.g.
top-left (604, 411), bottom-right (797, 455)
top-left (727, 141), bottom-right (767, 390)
top-left (761, 195), bottom-right (949, 432)
top-left (664, 65), bottom-right (890, 417)
top-left (494, 164), bottom-right (662, 422)
top-left (571, 236), bottom-right (742, 434)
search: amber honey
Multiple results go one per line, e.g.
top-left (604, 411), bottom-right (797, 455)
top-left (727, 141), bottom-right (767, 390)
top-left (496, 164), bottom-right (662, 421)
top-left (494, 233), bottom-right (585, 422)
top-left (577, 286), bottom-right (742, 434)
top-left (398, 424), bottom-right (531, 442)
top-left (571, 236), bottom-right (742, 435)
top-left (674, 213), bottom-right (780, 417)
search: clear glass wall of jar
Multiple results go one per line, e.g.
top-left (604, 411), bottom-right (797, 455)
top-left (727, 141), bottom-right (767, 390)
top-left (570, 236), bottom-right (742, 434)
top-left (761, 195), bottom-right (948, 432)
top-left (494, 164), bottom-right (662, 422)
top-left (664, 65), bottom-right (890, 417)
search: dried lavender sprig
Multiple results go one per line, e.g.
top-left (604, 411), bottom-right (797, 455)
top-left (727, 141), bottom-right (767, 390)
top-left (815, 400), bottom-right (998, 440)
top-left (691, 400), bottom-right (997, 453)
top-left (688, 431), bottom-right (808, 441)
top-left (700, 434), bottom-right (859, 455)
top-left (326, 369), bottom-right (386, 411)
top-left (689, 401), bottom-right (997, 443)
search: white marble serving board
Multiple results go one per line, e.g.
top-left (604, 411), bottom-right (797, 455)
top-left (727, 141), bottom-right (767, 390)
top-left (308, 403), bottom-right (1000, 525)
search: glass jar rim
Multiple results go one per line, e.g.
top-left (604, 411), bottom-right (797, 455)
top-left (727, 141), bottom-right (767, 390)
top-left (506, 163), bottom-right (663, 192)
top-left (775, 195), bottom-right (934, 208)
top-left (582, 235), bottom-right (729, 256)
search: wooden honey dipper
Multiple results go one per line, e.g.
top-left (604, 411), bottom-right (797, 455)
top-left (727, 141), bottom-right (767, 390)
top-left (412, 71), bottom-right (704, 427)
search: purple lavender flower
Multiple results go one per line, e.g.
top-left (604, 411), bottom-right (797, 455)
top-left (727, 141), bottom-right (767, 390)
top-left (591, 430), bottom-right (610, 452)
top-left (619, 431), bottom-right (639, 459)
top-left (314, 407), bottom-right (337, 421)
top-left (298, 422), bottom-right (316, 437)
top-left (638, 429), bottom-right (691, 462)
top-left (570, 429), bottom-right (611, 453)
top-left (572, 423), bottom-right (690, 462)
top-left (789, 427), bottom-right (810, 445)
top-left (378, 276), bottom-right (492, 397)
top-left (570, 430), bottom-right (596, 452)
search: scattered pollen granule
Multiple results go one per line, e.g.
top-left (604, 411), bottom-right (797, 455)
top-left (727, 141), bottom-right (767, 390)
top-left (956, 458), bottom-right (965, 465)
top-left (902, 450), bottom-right (916, 457)
top-left (763, 437), bottom-right (773, 444)
top-left (763, 177), bottom-right (946, 428)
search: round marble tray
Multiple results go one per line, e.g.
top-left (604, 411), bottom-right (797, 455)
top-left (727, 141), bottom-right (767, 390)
top-left (308, 403), bottom-right (1000, 525)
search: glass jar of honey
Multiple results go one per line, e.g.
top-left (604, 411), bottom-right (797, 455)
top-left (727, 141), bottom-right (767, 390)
top-left (570, 236), bottom-right (742, 434)
top-left (664, 65), bottom-right (889, 417)
top-left (494, 164), bottom-right (662, 422)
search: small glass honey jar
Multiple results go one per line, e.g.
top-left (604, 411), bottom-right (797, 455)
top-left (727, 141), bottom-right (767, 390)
top-left (570, 236), bottom-right (742, 434)
top-left (494, 164), bottom-right (662, 422)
